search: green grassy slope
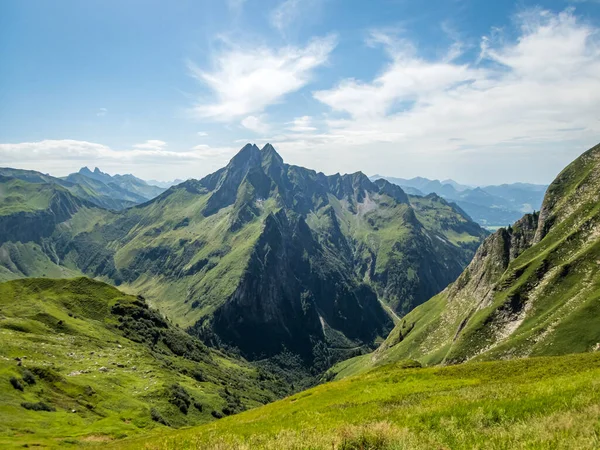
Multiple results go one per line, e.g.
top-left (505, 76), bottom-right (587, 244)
top-left (110, 352), bottom-right (600, 450)
top-left (0, 167), bottom-right (154, 211)
top-left (0, 278), bottom-right (289, 448)
top-left (0, 176), bottom-right (110, 282)
top-left (331, 142), bottom-right (600, 378)
top-left (0, 177), bottom-right (57, 215)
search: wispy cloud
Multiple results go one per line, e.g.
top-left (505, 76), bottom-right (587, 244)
top-left (284, 8), bottom-right (600, 176)
top-left (241, 115), bottom-right (270, 134)
top-left (286, 116), bottom-right (317, 132)
top-left (132, 140), bottom-right (167, 150)
top-left (96, 107), bottom-right (108, 117)
top-left (269, 0), bottom-right (325, 34)
top-left (270, 0), bottom-right (300, 33)
top-left (0, 139), bottom-right (236, 165)
top-left (188, 34), bottom-right (337, 121)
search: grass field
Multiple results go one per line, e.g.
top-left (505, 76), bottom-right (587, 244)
top-left (0, 278), bottom-right (289, 449)
top-left (109, 352), bottom-right (600, 450)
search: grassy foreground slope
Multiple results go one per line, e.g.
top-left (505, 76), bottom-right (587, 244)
top-left (112, 352), bottom-right (600, 450)
top-left (0, 278), bottom-right (288, 448)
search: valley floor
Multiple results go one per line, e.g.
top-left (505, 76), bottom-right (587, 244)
top-left (109, 352), bottom-right (600, 450)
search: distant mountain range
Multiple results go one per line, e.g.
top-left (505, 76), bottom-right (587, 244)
top-left (0, 166), bottom-right (172, 211)
top-left (146, 178), bottom-right (185, 189)
top-left (371, 175), bottom-right (548, 228)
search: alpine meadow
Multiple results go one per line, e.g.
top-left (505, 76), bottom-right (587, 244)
top-left (1, 1), bottom-right (600, 449)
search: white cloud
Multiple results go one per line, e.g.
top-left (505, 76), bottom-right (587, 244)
top-left (270, 0), bottom-right (300, 33)
top-left (286, 116), bottom-right (317, 132)
top-left (241, 115), bottom-right (270, 134)
top-left (288, 8), bottom-right (600, 183)
top-left (197, 131), bottom-right (208, 136)
top-left (96, 108), bottom-right (107, 117)
top-left (0, 139), bottom-right (236, 165)
top-left (314, 31), bottom-right (479, 119)
top-left (0, 139), bottom-right (242, 181)
top-left (132, 140), bottom-right (167, 150)
top-left (189, 34), bottom-right (337, 121)
top-left (269, 0), bottom-right (324, 34)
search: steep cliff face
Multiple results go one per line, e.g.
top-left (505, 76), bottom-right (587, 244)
top-left (447, 212), bottom-right (540, 305)
top-left (212, 210), bottom-right (390, 363)
top-left (351, 142), bottom-right (600, 373)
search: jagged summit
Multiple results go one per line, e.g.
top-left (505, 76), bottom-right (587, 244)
top-left (232, 143), bottom-right (261, 160)
top-left (260, 143), bottom-right (284, 164)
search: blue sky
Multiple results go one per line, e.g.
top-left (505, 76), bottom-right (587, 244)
top-left (1, 0), bottom-right (600, 184)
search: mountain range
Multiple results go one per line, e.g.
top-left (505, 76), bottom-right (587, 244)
top-left (0, 166), bottom-right (167, 211)
top-left (372, 175), bottom-right (548, 228)
top-left (333, 141), bottom-right (600, 378)
top-left (1, 141), bottom-right (600, 448)
top-left (0, 144), bottom-right (487, 369)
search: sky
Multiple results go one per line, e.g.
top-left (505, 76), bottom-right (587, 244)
top-left (1, 0), bottom-right (600, 185)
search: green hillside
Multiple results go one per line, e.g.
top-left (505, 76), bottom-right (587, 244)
top-left (0, 277), bottom-right (291, 448)
top-left (0, 167), bottom-right (163, 211)
top-left (110, 352), bottom-right (600, 450)
top-left (331, 142), bottom-right (600, 377)
top-left (0, 176), bottom-right (108, 281)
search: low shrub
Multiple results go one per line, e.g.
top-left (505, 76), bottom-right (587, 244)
top-left (22, 369), bottom-right (36, 385)
top-left (21, 402), bottom-right (55, 412)
top-left (168, 383), bottom-right (192, 414)
top-left (9, 376), bottom-right (24, 391)
top-left (150, 408), bottom-right (170, 426)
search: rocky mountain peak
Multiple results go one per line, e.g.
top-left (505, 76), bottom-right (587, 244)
top-left (260, 143), bottom-right (284, 165)
top-left (373, 178), bottom-right (409, 204)
top-left (228, 143), bottom-right (262, 170)
top-left (203, 144), bottom-right (264, 216)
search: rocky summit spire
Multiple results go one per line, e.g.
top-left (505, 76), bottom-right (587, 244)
top-left (228, 143), bottom-right (262, 169)
top-left (203, 143), bottom-right (263, 216)
top-left (260, 143), bottom-right (284, 165)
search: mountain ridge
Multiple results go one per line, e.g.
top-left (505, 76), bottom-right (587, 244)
top-left (331, 141), bottom-right (600, 377)
top-left (0, 143), bottom-right (487, 370)
top-left (371, 174), bottom-right (548, 228)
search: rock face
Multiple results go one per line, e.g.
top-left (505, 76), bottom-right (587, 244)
top-left (0, 144), bottom-right (487, 368)
top-left (370, 142), bottom-right (600, 368)
top-left (212, 210), bottom-right (390, 361)
top-left (447, 211), bottom-right (540, 304)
